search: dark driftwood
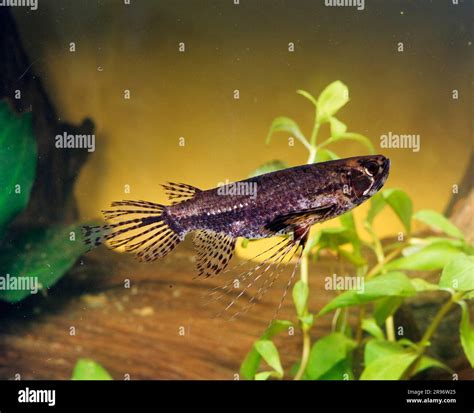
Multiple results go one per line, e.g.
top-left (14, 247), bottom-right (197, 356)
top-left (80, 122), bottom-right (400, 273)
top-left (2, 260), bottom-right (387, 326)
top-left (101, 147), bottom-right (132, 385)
top-left (0, 9), bottom-right (472, 380)
top-left (0, 8), bottom-right (93, 228)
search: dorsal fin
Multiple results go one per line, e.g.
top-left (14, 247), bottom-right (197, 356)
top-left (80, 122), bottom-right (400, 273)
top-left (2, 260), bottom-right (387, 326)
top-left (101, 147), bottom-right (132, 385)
top-left (161, 182), bottom-right (202, 204)
top-left (193, 230), bottom-right (236, 278)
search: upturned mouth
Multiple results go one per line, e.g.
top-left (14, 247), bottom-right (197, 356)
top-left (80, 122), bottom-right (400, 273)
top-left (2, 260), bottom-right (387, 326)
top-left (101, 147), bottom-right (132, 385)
top-left (382, 157), bottom-right (391, 174)
top-left (374, 157), bottom-right (390, 191)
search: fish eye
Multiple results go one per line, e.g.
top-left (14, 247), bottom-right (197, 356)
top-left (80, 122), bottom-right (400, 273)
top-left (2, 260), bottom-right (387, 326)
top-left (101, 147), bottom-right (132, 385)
top-left (363, 161), bottom-right (380, 177)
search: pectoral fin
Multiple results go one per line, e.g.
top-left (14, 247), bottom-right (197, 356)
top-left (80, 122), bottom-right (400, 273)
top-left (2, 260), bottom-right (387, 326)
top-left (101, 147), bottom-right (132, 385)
top-left (264, 203), bottom-right (336, 234)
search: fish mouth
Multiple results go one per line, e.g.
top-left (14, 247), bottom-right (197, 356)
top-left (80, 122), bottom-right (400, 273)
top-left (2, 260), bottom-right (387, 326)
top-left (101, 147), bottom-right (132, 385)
top-left (373, 157), bottom-right (390, 192)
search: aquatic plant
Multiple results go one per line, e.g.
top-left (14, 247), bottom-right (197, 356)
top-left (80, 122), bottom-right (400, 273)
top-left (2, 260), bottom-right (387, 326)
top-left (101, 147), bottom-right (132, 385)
top-left (0, 100), bottom-right (36, 238)
top-left (0, 100), bottom-right (89, 303)
top-left (241, 81), bottom-right (474, 380)
top-left (72, 358), bottom-right (112, 380)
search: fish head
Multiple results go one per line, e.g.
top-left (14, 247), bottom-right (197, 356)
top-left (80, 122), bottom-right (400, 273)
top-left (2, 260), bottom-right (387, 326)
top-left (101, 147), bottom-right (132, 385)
top-left (343, 154), bottom-right (390, 204)
top-left (324, 154), bottom-right (390, 209)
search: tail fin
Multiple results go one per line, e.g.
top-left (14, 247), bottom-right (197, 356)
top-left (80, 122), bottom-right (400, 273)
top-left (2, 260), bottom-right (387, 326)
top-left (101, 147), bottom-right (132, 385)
top-left (83, 200), bottom-right (182, 262)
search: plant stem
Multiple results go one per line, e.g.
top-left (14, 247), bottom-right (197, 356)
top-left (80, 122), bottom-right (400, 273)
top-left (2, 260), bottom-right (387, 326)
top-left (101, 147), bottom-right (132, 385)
top-left (418, 292), bottom-right (463, 349)
top-left (307, 147), bottom-right (317, 164)
top-left (365, 224), bottom-right (385, 264)
top-left (356, 305), bottom-right (366, 345)
top-left (294, 256), bottom-right (311, 380)
top-left (310, 117), bottom-right (320, 148)
top-left (294, 324), bottom-right (311, 380)
top-left (294, 115), bottom-right (321, 380)
top-left (296, 134), bottom-right (313, 153)
top-left (385, 315), bottom-right (396, 341)
top-left (353, 265), bottom-right (367, 345)
top-left (402, 291), bottom-right (464, 379)
top-left (355, 239), bottom-right (405, 345)
top-left (300, 254), bottom-right (309, 284)
top-left (366, 243), bottom-right (407, 280)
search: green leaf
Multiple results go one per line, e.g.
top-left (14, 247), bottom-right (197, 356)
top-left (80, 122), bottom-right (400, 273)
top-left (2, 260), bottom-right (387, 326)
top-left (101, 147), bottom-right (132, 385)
top-left (439, 254), bottom-right (474, 292)
top-left (361, 350), bottom-right (418, 380)
top-left (374, 297), bottom-right (403, 326)
top-left (266, 116), bottom-right (306, 144)
top-left (411, 278), bottom-right (440, 292)
top-left (414, 209), bottom-right (464, 239)
top-left (363, 339), bottom-right (451, 378)
top-left (319, 358), bottom-right (354, 380)
top-left (414, 356), bottom-right (452, 375)
top-left (338, 248), bottom-right (367, 267)
top-left (336, 214), bottom-right (363, 258)
top-left (240, 347), bottom-right (262, 380)
top-left (72, 359), bottom-right (112, 380)
top-left (0, 224), bottom-right (92, 302)
top-left (397, 338), bottom-right (419, 350)
top-left (0, 101), bottom-right (37, 238)
top-left (292, 280), bottom-right (309, 317)
top-left (322, 132), bottom-right (375, 153)
top-left (465, 291), bottom-right (474, 299)
top-left (306, 333), bottom-right (356, 379)
top-left (383, 189), bottom-right (413, 233)
top-left (316, 81), bottom-right (349, 121)
top-left (262, 319), bottom-right (293, 339)
top-left (254, 340), bottom-right (283, 377)
top-left (339, 213), bottom-right (363, 262)
top-left (319, 272), bottom-right (415, 316)
top-left (402, 236), bottom-right (469, 257)
top-left (249, 160), bottom-right (288, 178)
top-left (240, 319), bottom-right (292, 379)
top-left (423, 236), bottom-right (471, 253)
top-left (340, 211), bottom-right (356, 232)
top-left (305, 227), bottom-right (355, 255)
top-left (329, 116), bottom-right (347, 137)
top-left (364, 339), bottom-right (406, 365)
top-left (366, 192), bottom-right (386, 225)
top-left (384, 243), bottom-right (464, 272)
top-left (458, 301), bottom-right (474, 367)
top-left (361, 318), bottom-right (385, 340)
top-left (315, 148), bottom-right (340, 162)
top-left (254, 371), bottom-right (273, 381)
top-left (296, 89), bottom-right (318, 107)
top-left (298, 313), bottom-right (314, 327)
top-left (366, 189), bottom-right (413, 232)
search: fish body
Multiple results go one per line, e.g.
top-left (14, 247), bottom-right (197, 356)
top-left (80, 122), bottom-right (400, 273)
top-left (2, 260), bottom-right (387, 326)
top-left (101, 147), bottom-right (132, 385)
top-left (84, 155), bottom-right (390, 318)
top-left (165, 155), bottom-right (389, 239)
